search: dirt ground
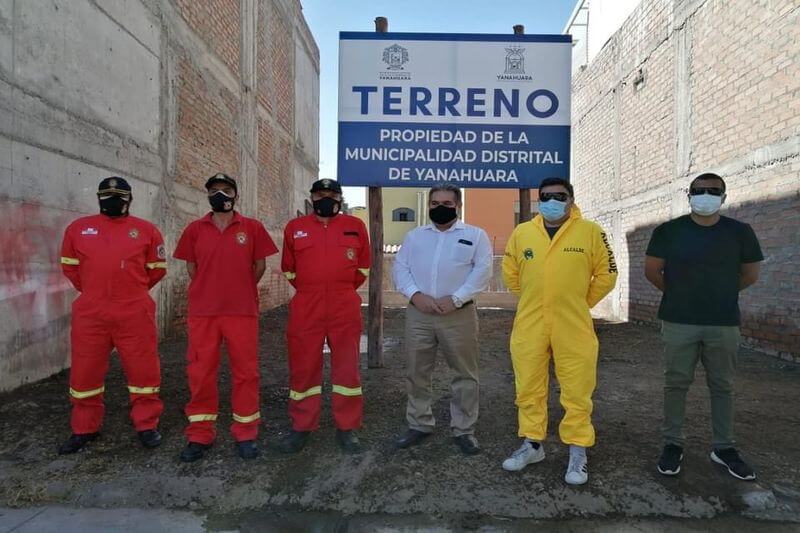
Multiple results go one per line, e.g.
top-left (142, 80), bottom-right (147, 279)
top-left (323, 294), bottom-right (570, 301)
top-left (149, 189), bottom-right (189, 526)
top-left (1, 306), bottom-right (799, 528)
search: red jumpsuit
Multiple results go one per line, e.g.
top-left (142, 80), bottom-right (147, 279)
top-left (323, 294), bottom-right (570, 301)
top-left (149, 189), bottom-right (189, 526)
top-left (60, 214), bottom-right (166, 434)
top-left (174, 212), bottom-right (278, 444)
top-left (281, 213), bottom-right (371, 431)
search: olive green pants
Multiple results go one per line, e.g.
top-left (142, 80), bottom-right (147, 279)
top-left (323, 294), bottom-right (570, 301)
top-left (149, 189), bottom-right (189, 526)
top-left (661, 321), bottom-right (741, 449)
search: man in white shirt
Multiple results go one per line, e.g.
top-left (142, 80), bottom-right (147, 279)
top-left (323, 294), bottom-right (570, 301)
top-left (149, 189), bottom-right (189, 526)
top-left (392, 184), bottom-right (493, 455)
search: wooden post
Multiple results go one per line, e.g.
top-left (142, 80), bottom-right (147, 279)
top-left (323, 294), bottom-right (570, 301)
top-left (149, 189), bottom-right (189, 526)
top-left (514, 24), bottom-right (532, 224)
top-left (367, 16), bottom-right (388, 368)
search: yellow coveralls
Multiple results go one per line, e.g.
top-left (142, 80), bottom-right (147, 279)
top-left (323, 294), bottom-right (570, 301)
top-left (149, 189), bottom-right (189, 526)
top-left (502, 205), bottom-right (617, 446)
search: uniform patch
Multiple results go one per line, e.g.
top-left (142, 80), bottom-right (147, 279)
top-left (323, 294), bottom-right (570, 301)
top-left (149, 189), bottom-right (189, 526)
top-left (157, 244), bottom-right (166, 259)
top-left (81, 227), bottom-right (98, 235)
top-left (236, 232), bottom-right (248, 245)
top-left (108, 178), bottom-right (118, 188)
top-left (346, 247), bottom-right (355, 261)
top-left (523, 248), bottom-right (534, 260)
top-left (563, 247), bottom-right (585, 253)
top-left (129, 228), bottom-right (140, 239)
top-left (294, 230), bottom-right (308, 239)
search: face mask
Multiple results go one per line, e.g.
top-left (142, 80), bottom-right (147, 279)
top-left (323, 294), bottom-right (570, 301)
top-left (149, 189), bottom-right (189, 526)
top-left (209, 190), bottom-right (235, 212)
top-left (99, 196), bottom-right (130, 217)
top-left (689, 194), bottom-right (722, 216)
top-left (429, 205), bottom-right (458, 225)
top-left (539, 199), bottom-right (567, 222)
top-left (313, 197), bottom-right (341, 217)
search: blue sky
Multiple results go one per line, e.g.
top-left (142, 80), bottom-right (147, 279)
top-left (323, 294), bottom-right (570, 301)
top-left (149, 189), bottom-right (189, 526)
top-left (301, 0), bottom-right (578, 206)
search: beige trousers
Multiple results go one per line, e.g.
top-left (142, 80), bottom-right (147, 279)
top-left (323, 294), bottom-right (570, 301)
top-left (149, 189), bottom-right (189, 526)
top-left (404, 303), bottom-right (480, 436)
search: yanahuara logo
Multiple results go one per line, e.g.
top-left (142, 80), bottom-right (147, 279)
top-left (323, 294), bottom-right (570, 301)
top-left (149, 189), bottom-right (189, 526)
top-left (380, 44), bottom-right (411, 81)
top-left (498, 47), bottom-right (533, 81)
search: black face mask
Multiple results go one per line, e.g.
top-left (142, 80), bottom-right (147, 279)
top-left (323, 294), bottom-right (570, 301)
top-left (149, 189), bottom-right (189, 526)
top-left (429, 205), bottom-right (457, 225)
top-left (313, 197), bottom-right (341, 217)
top-left (209, 191), bottom-right (235, 212)
top-left (99, 196), bottom-right (130, 217)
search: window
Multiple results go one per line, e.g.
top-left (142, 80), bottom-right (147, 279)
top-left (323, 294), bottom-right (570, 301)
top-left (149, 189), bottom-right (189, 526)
top-left (392, 207), bottom-right (415, 222)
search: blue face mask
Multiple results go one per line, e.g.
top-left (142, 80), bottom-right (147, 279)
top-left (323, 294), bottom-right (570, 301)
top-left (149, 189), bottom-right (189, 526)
top-left (539, 199), bottom-right (568, 222)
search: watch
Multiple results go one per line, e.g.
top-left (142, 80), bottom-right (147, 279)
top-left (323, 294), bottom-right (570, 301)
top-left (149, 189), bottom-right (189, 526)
top-left (451, 295), bottom-right (464, 308)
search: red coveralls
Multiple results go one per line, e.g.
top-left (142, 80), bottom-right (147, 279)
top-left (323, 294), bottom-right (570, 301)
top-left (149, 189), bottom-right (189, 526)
top-left (60, 214), bottom-right (166, 434)
top-left (174, 212), bottom-right (278, 444)
top-left (281, 213), bottom-right (370, 431)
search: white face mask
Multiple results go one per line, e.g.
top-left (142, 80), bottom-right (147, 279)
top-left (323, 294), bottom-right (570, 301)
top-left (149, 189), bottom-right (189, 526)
top-left (689, 194), bottom-right (723, 216)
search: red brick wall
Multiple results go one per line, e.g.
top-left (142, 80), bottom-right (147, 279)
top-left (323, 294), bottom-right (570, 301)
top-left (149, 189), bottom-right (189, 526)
top-left (175, 0), bottom-right (241, 77)
top-left (571, 0), bottom-right (800, 359)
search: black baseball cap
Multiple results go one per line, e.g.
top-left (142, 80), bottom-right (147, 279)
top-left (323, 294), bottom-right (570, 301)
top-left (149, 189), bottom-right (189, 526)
top-left (310, 178), bottom-right (342, 194)
top-left (97, 176), bottom-right (131, 196)
top-left (205, 173), bottom-right (238, 193)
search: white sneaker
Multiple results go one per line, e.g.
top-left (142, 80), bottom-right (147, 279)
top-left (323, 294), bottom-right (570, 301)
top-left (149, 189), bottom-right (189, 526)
top-left (502, 440), bottom-right (545, 471)
top-left (565, 449), bottom-right (589, 485)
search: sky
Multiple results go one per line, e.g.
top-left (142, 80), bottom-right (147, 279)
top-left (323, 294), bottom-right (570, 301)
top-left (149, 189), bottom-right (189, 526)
top-left (301, 0), bottom-right (578, 207)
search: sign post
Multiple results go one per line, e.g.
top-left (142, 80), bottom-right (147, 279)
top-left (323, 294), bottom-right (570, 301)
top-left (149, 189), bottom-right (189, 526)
top-left (514, 24), bottom-right (532, 224)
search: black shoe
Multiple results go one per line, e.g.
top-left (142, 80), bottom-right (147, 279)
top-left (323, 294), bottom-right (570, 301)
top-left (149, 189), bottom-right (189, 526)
top-left (237, 440), bottom-right (259, 459)
top-left (711, 448), bottom-right (756, 481)
top-left (138, 429), bottom-right (162, 449)
top-left (657, 444), bottom-right (683, 476)
top-left (180, 441), bottom-right (211, 463)
top-left (276, 430), bottom-right (310, 454)
top-left (394, 429), bottom-right (432, 449)
top-left (453, 434), bottom-right (481, 455)
top-left (58, 433), bottom-right (99, 455)
top-left (336, 430), bottom-right (362, 454)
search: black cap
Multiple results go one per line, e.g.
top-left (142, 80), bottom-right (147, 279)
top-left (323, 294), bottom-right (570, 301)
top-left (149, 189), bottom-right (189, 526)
top-left (97, 176), bottom-right (131, 196)
top-left (205, 173), bottom-right (238, 193)
top-left (310, 179), bottom-right (342, 194)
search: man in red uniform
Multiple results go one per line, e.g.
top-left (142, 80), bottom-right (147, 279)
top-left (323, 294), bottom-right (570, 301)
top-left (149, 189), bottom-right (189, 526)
top-left (279, 178), bottom-right (370, 454)
top-left (174, 173), bottom-right (278, 462)
top-left (58, 177), bottom-right (167, 454)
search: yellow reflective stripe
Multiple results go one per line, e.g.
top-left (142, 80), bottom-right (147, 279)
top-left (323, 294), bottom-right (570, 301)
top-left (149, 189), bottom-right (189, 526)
top-left (128, 385), bottom-right (160, 394)
top-left (332, 384), bottom-right (363, 397)
top-left (188, 414), bottom-right (218, 422)
top-left (283, 271), bottom-right (296, 280)
top-left (69, 386), bottom-right (104, 399)
top-left (289, 386), bottom-right (322, 400)
top-left (358, 268), bottom-right (369, 276)
top-left (145, 262), bottom-right (167, 269)
top-left (232, 412), bottom-right (261, 424)
top-left (61, 257), bottom-right (80, 265)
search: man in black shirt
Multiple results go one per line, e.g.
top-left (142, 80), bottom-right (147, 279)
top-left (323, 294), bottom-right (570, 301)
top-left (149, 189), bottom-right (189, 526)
top-left (645, 172), bottom-right (763, 481)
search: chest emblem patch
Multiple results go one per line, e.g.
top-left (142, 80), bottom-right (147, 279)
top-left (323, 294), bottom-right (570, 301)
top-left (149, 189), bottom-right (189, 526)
top-left (523, 248), bottom-right (534, 260)
top-left (236, 232), bottom-right (248, 245)
top-left (81, 227), bottom-right (98, 236)
top-left (129, 228), bottom-right (140, 239)
top-left (346, 248), bottom-right (356, 261)
top-left (294, 230), bottom-right (308, 239)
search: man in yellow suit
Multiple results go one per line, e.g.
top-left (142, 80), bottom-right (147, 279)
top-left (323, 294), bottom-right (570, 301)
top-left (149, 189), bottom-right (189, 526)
top-left (501, 177), bottom-right (618, 485)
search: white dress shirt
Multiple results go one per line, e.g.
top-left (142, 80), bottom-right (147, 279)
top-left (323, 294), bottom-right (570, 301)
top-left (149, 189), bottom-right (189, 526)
top-left (393, 220), bottom-right (493, 302)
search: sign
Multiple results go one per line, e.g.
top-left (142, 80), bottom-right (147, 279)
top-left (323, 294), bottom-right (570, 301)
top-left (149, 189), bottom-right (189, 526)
top-left (338, 32), bottom-right (572, 188)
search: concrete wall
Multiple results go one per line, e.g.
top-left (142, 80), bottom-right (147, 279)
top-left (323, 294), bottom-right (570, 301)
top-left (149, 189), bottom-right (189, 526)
top-left (571, 0), bottom-right (800, 359)
top-left (0, 0), bottom-right (319, 391)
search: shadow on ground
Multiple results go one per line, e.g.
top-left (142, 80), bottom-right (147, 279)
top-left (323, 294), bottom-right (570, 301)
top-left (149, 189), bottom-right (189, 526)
top-left (1, 307), bottom-right (799, 527)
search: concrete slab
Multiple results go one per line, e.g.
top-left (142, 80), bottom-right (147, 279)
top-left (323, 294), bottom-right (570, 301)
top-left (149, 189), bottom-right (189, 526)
top-left (3, 507), bottom-right (206, 533)
top-left (0, 507), bottom-right (45, 532)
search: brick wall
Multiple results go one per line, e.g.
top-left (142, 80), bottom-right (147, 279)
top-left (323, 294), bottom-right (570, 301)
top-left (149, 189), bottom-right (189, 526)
top-left (571, 0), bottom-right (800, 359)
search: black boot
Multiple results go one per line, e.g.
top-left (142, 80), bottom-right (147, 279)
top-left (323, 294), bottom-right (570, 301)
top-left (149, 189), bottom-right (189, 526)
top-left (237, 440), bottom-right (259, 459)
top-left (180, 441), bottom-right (211, 462)
top-left (394, 429), bottom-right (431, 450)
top-left (336, 430), bottom-right (362, 454)
top-left (138, 429), bottom-right (162, 449)
top-left (58, 433), bottom-right (99, 455)
top-left (276, 430), bottom-right (310, 454)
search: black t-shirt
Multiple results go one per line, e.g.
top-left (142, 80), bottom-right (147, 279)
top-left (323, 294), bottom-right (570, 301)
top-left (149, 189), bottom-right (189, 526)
top-left (545, 225), bottom-right (560, 239)
top-left (646, 215), bottom-right (763, 326)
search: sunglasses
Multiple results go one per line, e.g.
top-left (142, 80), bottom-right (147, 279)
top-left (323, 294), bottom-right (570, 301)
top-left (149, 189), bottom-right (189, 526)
top-left (689, 187), bottom-right (724, 197)
top-left (539, 192), bottom-right (570, 202)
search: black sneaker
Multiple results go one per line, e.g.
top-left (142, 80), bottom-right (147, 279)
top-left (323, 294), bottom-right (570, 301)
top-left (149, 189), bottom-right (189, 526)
top-left (138, 429), bottom-right (162, 449)
top-left (657, 444), bottom-right (683, 476)
top-left (453, 434), bottom-right (481, 455)
top-left (58, 433), bottom-right (99, 455)
top-left (711, 448), bottom-right (756, 481)
top-left (275, 430), bottom-right (310, 454)
top-left (237, 440), bottom-right (259, 459)
top-left (180, 441), bottom-right (211, 463)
